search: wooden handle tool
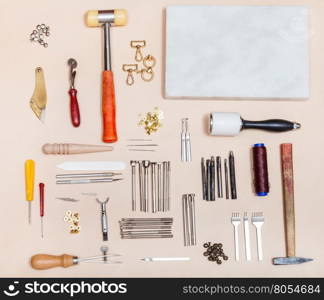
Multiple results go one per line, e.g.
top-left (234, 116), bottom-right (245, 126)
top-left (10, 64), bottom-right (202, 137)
top-left (31, 254), bottom-right (76, 270)
top-left (69, 89), bottom-right (80, 127)
top-left (42, 143), bottom-right (113, 155)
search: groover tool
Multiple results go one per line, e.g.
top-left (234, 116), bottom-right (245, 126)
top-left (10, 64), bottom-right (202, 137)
top-left (30, 67), bottom-right (47, 121)
top-left (273, 144), bottom-right (313, 265)
top-left (42, 143), bottom-right (113, 155)
top-left (96, 197), bottom-right (109, 241)
top-left (25, 160), bottom-right (35, 224)
top-left (56, 161), bottom-right (126, 171)
top-left (67, 58), bottom-right (80, 127)
top-left (85, 9), bottom-right (127, 143)
top-left (31, 253), bottom-right (122, 270)
top-left (209, 112), bottom-right (301, 136)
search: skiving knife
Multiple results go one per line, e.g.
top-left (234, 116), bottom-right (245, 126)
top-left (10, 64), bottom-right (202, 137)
top-left (30, 67), bottom-right (47, 121)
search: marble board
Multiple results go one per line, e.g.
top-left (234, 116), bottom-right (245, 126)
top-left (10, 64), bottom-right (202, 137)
top-left (165, 6), bottom-right (309, 100)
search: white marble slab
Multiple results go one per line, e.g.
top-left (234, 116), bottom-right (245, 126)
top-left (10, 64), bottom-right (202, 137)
top-left (165, 6), bottom-right (309, 100)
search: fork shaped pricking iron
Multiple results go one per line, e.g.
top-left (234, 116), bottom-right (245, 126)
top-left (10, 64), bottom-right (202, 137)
top-left (252, 212), bottom-right (264, 261)
top-left (96, 197), bottom-right (109, 241)
top-left (231, 213), bottom-right (241, 261)
top-left (243, 212), bottom-right (251, 261)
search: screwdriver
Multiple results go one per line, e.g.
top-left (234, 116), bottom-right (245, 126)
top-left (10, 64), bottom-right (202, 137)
top-left (39, 183), bottom-right (45, 238)
top-left (25, 160), bottom-right (35, 224)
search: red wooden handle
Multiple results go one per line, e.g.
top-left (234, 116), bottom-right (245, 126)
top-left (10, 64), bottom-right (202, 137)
top-left (39, 183), bottom-right (44, 217)
top-left (102, 71), bottom-right (117, 143)
top-left (69, 89), bottom-right (80, 127)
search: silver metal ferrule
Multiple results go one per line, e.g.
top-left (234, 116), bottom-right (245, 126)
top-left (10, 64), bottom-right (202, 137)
top-left (103, 22), bottom-right (111, 70)
top-left (98, 10), bottom-right (115, 23)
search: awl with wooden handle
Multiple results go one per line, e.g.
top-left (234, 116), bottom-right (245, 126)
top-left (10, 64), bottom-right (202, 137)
top-left (272, 144), bottom-right (313, 265)
top-left (31, 253), bottom-right (122, 270)
top-left (39, 183), bottom-right (45, 238)
top-left (42, 143), bottom-right (113, 155)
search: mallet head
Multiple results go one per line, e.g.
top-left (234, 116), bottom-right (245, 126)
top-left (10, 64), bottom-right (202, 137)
top-left (273, 257), bottom-right (313, 265)
top-left (86, 9), bottom-right (127, 27)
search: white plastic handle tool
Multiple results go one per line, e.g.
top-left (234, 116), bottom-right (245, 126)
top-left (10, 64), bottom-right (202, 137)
top-left (243, 213), bottom-right (251, 261)
top-left (56, 161), bottom-right (126, 171)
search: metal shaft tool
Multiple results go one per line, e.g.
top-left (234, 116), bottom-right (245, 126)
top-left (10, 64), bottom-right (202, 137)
top-left (157, 163), bottom-right (162, 211)
top-left (143, 161), bottom-right (150, 212)
top-left (130, 161), bottom-right (137, 211)
top-left (224, 159), bottom-right (229, 199)
top-left (229, 151), bottom-right (237, 199)
top-left (201, 158), bottom-right (207, 200)
top-left (210, 157), bottom-right (215, 201)
top-left (272, 144), bottom-right (313, 265)
top-left (138, 162), bottom-right (144, 211)
top-left (216, 156), bottom-right (223, 198)
top-left (56, 178), bottom-right (122, 184)
top-left (39, 183), bottom-right (45, 238)
top-left (96, 197), bottom-right (109, 241)
top-left (25, 160), bottom-right (35, 224)
top-left (86, 9), bottom-right (127, 143)
top-left (56, 172), bottom-right (120, 179)
top-left (151, 162), bottom-right (157, 213)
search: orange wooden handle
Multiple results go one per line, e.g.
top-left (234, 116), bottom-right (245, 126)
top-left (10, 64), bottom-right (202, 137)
top-left (102, 71), bottom-right (117, 143)
top-left (31, 254), bottom-right (75, 270)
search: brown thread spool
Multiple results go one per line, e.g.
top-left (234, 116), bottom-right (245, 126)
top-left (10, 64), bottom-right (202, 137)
top-left (252, 143), bottom-right (269, 196)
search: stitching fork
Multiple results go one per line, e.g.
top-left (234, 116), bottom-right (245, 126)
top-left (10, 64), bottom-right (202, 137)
top-left (231, 212), bottom-right (241, 261)
top-left (252, 212), bottom-right (264, 261)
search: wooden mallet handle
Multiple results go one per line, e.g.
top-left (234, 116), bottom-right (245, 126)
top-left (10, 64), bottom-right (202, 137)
top-left (31, 254), bottom-right (76, 270)
top-left (280, 143), bottom-right (295, 257)
top-left (102, 70), bottom-right (117, 143)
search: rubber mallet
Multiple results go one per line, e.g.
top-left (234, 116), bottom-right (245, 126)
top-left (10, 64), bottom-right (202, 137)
top-left (85, 9), bottom-right (127, 143)
top-left (272, 144), bottom-right (313, 265)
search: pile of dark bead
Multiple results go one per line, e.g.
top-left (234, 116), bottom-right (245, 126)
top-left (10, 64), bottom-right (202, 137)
top-left (203, 242), bottom-right (228, 264)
